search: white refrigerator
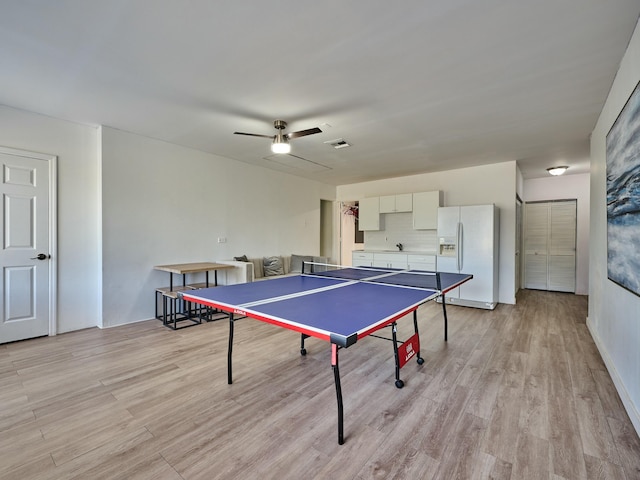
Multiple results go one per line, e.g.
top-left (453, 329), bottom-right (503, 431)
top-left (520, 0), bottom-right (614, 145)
top-left (437, 204), bottom-right (499, 309)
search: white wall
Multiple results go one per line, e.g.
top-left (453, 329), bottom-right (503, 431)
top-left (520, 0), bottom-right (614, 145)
top-left (100, 127), bottom-right (335, 327)
top-left (589, 19), bottom-right (640, 434)
top-left (337, 161), bottom-right (518, 305)
top-left (0, 105), bottom-right (100, 333)
top-left (523, 173), bottom-right (590, 295)
top-left (516, 166), bottom-right (524, 200)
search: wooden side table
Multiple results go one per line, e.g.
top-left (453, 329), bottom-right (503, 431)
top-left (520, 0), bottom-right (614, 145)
top-left (154, 262), bottom-right (233, 329)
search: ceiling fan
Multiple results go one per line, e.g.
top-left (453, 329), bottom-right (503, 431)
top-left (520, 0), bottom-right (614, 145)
top-left (234, 120), bottom-right (322, 154)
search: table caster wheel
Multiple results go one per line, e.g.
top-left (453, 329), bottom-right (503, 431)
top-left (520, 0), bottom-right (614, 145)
top-left (395, 379), bottom-right (404, 389)
top-left (417, 356), bottom-right (424, 365)
top-left (300, 348), bottom-right (307, 356)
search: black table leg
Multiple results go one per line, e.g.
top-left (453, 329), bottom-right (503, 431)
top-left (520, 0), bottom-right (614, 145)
top-left (228, 313), bottom-right (234, 384)
top-left (331, 343), bottom-right (344, 445)
top-left (435, 273), bottom-right (448, 342)
top-left (441, 293), bottom-right (448, 341)
top-left (413, 310), bottom-right (424, 365)
top-left (391, 322), bottom-right (404, 388)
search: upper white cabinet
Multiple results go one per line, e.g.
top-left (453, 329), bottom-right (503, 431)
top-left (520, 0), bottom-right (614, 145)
top-left (359, 190), bottom-right (441, 231)
top-left (379, 194), bottom-right (413, 213)
top-left (412, 191), bottom-right (443, 230)
top-left (358, 197), bottom-right (381, 231)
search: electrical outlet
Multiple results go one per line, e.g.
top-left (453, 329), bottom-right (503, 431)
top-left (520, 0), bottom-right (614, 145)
top-left (217, 237), bottom-right (227, 243)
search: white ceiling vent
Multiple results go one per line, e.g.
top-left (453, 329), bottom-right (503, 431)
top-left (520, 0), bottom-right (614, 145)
top-left (324, 138), bottom-right (351, 149)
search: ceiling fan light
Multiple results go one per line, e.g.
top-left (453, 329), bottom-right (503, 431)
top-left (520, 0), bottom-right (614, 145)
top-left (546, 166), bottom-right (568, 176)
top-left (271, 143), bottom-right (290, 154)
top-left (271, 135), bottom-right (290, 154)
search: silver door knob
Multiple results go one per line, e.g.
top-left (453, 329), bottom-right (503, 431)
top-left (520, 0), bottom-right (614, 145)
top-left (30, 253), bottom-right (49, 260)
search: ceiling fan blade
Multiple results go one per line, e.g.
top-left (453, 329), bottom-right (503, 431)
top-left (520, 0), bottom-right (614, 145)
top-left (233, 132), bottom-right (275, 139)
top-left (286, 127), bottom-right (322, 140)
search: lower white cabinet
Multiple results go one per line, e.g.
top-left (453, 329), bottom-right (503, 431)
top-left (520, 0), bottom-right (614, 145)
top-left (352, 251), bottom-right (437, 271)
top-left (352, 251), bottom-right (373, 267)
top-left (372, 253), bottom-right (408, 269)
top-left (407, 254), bottom-right (436, 271)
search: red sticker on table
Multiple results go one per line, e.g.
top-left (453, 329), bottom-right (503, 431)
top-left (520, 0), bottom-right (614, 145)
top-left (398, 333), bottom-right (419, 368)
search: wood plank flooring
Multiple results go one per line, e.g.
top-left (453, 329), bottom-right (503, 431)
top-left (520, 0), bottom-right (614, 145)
top-left (1, 290), bottom-right (639, 479)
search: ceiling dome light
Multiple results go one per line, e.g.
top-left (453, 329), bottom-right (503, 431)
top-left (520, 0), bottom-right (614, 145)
top-left (546, 166), bottom-right (568, 176)
top-left (271, 133), bottom-right (290, 154)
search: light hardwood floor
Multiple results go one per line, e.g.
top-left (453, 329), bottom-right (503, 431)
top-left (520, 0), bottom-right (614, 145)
top-left (1, 290), bottom-right (639, 479)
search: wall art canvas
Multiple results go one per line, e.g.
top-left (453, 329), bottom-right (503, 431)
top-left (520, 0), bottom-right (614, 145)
top-left (606, 79), bottom-right (640, 296)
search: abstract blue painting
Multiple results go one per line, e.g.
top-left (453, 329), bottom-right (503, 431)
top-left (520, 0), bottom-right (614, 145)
top-left (607, 80), bottom-right (640, 296)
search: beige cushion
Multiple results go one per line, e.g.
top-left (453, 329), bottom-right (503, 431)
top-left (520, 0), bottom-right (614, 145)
top-left (263, 256), bottom-right (284, 277)
top-left (250, 258), bottom-right (264, 278)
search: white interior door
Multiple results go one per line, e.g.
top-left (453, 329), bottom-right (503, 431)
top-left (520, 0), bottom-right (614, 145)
top-left (0, 147), bottom-right (55, 343)
top-left (548, 201), bottom-right (577, 292)
top-left (524, 200), bottom-right (576, 292)
top-left (524, 203), bottom-right (549, 289)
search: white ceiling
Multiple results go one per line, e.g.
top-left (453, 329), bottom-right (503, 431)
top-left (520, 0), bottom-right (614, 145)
top-left (1, 1), bottom-right (639, 185)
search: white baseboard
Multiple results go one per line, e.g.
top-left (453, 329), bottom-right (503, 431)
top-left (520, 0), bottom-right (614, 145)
top-left (99, 316), bottom-right (153, 329)
top-left (587, 316), bottom-right (640, 437)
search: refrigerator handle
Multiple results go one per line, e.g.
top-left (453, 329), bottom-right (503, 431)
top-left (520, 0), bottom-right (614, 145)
top-left (456, 222), bottom-right (462, 271)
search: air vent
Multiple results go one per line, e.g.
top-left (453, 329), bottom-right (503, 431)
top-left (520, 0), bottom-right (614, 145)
top-left (324, 138), bottom-right (351, 149)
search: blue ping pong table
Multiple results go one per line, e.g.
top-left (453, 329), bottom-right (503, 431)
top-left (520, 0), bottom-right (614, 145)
top-left (180, 265), bottom-right (472, 444)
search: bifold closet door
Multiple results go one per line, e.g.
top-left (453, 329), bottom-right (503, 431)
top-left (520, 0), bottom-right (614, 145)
top-left (524, 203), bottom-right (549, 290)
top-left (524, 200), bottom-right (576, 292)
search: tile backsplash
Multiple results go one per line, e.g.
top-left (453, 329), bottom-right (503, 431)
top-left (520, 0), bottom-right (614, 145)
top-left (364, 213), bottom-right (437, 252)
